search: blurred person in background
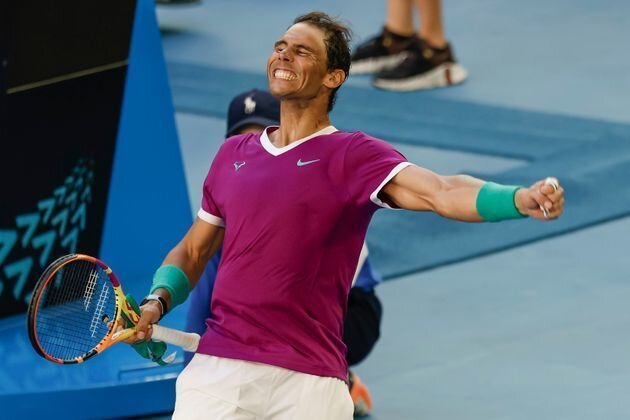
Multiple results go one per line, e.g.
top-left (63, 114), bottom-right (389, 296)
top-left (351, 0), bottom-right (468, 91)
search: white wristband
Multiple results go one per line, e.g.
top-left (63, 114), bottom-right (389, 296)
top-left (140, 294), bottom-right (166, 319)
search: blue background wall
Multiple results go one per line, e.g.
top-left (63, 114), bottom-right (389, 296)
top-left (0, 0), bottom-right (191, 417)
top-left (100, 0), bottom-right (191, 298)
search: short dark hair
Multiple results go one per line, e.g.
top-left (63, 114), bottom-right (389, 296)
top-left (292, 12), bottom-right (352, 112)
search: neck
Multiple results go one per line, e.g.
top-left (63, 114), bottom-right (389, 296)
top-left (270, 100), bottom-right (331, 147)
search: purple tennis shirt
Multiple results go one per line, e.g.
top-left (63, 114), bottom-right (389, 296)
top-left (196, 126), bottom-right (409, 381)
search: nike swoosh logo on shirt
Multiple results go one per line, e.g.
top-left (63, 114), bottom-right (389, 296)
top-left (297, 159), bottom-right (320, 167)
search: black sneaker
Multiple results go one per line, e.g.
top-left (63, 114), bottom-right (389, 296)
top-left (351, 28), bottom-right (417, 75)
top-left (373, 40), bottom-right (468, 91)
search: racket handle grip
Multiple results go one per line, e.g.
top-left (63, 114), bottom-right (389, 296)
top-left (151, 325), bottom-right (200, 352)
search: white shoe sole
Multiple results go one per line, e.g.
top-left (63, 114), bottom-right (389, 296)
top-left (350, 53), bottom-right (407, 75)
top-left (373, 62), bottom-right (468, 91)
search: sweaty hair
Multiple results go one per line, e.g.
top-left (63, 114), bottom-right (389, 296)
top-left (292, 12), bottom-right (352, 112)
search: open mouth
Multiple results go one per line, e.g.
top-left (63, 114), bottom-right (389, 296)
top-left (273, 69), bottom-right (297, 81)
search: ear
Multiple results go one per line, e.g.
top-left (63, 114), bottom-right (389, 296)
top-left (323, 69), bottom-right (346, 89)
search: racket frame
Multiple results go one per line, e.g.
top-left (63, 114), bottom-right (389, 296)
top-left (28, 254), bottom-right (136, 364)
top-left (28, 254), bottom-right (200, 364)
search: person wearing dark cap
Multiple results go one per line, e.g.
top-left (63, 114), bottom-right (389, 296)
top-left (185, 88), bottom-right (380, 416)
top-left (224, 89), bottom-right (281, 136)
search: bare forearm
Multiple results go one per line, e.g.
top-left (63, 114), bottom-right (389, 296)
top-left (151, 219), bottom-right (224, 311)
top-left (383, 166), bottom-right (485, 221)
top-left (162, 244), bottom-right (207, 289)
top-left (163, 225), bottom-right (223, 286)
top-left (150, 245), bottom-right (206, 312)
top-left (431, 175), bottom-right (485, 221)
top-left (136, 220), bottom-right (223, 334)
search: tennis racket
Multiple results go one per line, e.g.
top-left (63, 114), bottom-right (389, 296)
top-left (27, 254), bottom-right (200, 364)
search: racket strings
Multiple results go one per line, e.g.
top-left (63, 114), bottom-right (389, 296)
top-left (39, 278), bottom-right (113, 358)
top-left (34, 260), bottom-right (117, 361)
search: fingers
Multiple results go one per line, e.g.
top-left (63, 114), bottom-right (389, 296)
top-left (539, 179), bottom-right (555, 218)
top-left (533, 177), bottom-right (564, 220)
top-left (544, 177), bottom-right (558, 190)
top-left (528, 188), bottom-right (552, 219)
top-left (546, 195), bottom-right (564, 219)
top-left (539, 204), bottom-right (550, 219)
top-left (134, 302), bottom-right (161, 342)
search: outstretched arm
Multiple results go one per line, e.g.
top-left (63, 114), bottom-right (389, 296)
top-left (380, 165), bottom-right (564, 221)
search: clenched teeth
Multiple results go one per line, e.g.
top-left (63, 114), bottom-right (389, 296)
top-left (274, 69), bottom-right (297, 81)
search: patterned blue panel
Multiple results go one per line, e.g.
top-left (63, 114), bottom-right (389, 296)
top-left (0, 159), bottom-right (95, 312)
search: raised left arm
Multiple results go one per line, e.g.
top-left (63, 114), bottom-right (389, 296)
top-left (380, 165), bottom-right (564, 222)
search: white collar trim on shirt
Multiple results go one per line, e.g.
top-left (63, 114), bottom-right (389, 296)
top-left (260, 125), bottom-right (338, 156)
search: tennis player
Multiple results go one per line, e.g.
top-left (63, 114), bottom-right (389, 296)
top-left (133, 11), bottom-right (565, 419)
top-left (185, 88), bottom-right (381, 415)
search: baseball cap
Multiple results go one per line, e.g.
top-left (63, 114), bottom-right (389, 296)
top-left (226, 89), bottom-right (280, 137)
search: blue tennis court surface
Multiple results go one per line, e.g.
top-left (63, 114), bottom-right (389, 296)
top-left (2, 0), bottom-right (630, 418)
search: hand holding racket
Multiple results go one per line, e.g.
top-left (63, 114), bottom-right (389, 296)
top-left (27, 254), bottom-right (200, 364)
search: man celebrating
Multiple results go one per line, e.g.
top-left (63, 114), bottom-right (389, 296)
top-left (133, 11), bottom-right (564, 420)
top-left (185, 88), bottom-right (383, 416)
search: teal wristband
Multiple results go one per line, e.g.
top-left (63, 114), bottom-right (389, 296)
top-left (150, 265), bottom-right (191, 309)
top-left (476, 182), bottom-right (526, 222)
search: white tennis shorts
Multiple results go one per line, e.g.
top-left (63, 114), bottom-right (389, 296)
top-left (173, 354), bottom-right (354, 420)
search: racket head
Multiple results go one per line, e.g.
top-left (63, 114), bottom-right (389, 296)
top-left (27, 254), bottom-right (126, 364)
